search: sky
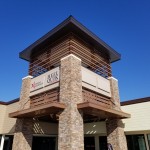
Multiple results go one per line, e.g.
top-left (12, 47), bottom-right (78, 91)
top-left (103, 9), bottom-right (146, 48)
top-left (0, 0), bottom-right (150, 102)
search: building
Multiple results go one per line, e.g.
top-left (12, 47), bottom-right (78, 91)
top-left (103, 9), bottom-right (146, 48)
top-left (1, 97), bottom-right (150, 150)
top-left (0, 16), bottom-right (149, 150)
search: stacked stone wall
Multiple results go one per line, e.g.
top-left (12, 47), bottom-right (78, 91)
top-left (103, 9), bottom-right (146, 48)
top-left (107, 77), bottom-right (127, 150)
top-left (58, 54), bottom-right (84, 150)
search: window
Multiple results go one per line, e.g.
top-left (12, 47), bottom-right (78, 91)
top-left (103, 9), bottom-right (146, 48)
top-left (0, 135), bottom-right (2, 147)
top-left (147, 134), bottom-right (150, 148)
top-left (126, 134), bottom-right (146, 150)
top-left (32, 136), bottom-right (56, 150)
top-left (99, 136), bottom-right (107, 150)
top-left (84, 137), bottom-right (95, 150)
top-left (3, 135), bottom-right (14, 150)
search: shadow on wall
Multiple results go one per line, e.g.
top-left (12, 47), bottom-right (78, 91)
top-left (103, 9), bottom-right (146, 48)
top-left (33, 120), bottom-right (58, 135)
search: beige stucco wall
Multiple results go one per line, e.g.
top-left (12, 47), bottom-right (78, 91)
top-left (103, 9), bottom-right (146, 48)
top-left (0, 104), bottom-right (6, 133)
top-left (1, 102), bottom-right (19, 134)
top-left (122, 101), bottom-right (150, 133)
top-left (33, 122), bottom-right (58, 135)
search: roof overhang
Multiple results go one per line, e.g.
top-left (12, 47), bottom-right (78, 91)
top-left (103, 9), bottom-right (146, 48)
top-left (19, 16), bottom-right (121, 63)
top-left (9, 101), bottom-right (130, 121)
top-left (9, 102), bottom-right (65, 118)
top-left (78, 102), bottom-right (130, 119)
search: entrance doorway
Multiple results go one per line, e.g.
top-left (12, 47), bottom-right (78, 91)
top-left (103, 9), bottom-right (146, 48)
top-left (84, 137), bottom-right (95, 150)
top-left (99, 136), bottom-right (107, 150)
top-left (32, 136), bottom-right (56, 150)
top-left (3, 135), bottom-right (13, 150)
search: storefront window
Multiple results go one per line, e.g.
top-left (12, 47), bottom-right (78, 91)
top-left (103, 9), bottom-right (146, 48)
top-left (0, 135), bottom-right (2, 147)
top-left (32, 136), bottom-right (56, 150)
top-left (99, 136), bottom-right (107, 150)
top-left (147, 134), bottom-right (150, 148)
top-left (126, 134), bottom-right (146, 150)
top-left (3, 135), bottom-right (14, 150)
top-left (84, 137), bottom-right (95, 150)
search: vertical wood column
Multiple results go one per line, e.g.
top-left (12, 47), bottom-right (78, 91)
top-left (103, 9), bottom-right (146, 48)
top-left (12, 76), bottom-right (33, 150)
top-left (106, 77), bottom-right (127, 150)
top-left (58, 54), bottom-right (84, 150)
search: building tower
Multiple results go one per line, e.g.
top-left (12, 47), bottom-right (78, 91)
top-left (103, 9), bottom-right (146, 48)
top-left (10, 16), bottom-right (130, 150)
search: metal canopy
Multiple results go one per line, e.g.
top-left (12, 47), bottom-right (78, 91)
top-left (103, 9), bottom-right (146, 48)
top-left (19, 15), bottom-right (121, 63)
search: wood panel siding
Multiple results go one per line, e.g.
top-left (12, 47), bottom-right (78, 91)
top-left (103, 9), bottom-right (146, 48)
top-left (70, 35), bottom-right (111, 77)
top-left (29, 36), bottom-right (71, 77)
top-left (30, 87), bottom-right (111, 110)
top-left (30, 88), bottom-right (59, 108)
top-left (29, 34), bottom-right (111, 78)
top-left (82, 88), bottom-right (112, 109)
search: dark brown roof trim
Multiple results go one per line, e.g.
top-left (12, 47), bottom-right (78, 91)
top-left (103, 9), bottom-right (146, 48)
top-left (19, 15), bottom-right (121, 63)
top-left (0, 98), bottom-right (19, 105)
top-left (121, 97), bottom-right (150, 106)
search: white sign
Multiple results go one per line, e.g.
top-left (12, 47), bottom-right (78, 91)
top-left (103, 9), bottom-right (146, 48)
top-left (30, 67), bottom-right (59, 92)
top-left (82, 67), bottom-right (111, 97)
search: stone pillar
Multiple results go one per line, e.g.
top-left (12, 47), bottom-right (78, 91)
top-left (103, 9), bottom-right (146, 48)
top-left (106, 77), bottom-right (127, 150)
top-left (108, 77), bottom-right (120, 111)
top-left (12, 119), bottom-right (33, 150)
top-left (12, 76), bottom-right (33, 150)
top-left (106, 119), bottom-right (127, 150)
top-left (58, 54), bottom-right (84, 150)
top-left (19, 76), bottom-right (32, 110)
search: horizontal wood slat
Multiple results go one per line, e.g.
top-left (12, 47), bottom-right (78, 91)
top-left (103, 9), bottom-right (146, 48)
top-left (30, 88), bottom-right (59, 108)
top-left (29, 34), bottom-right (111, 78)
top-left (82, 88), bottom-right (112, 109)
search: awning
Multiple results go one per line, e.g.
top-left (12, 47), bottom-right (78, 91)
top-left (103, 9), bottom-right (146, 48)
top-left (9, 102), bottom-right (65, 118)
top-left (78, 102), bottom-right (130, 119)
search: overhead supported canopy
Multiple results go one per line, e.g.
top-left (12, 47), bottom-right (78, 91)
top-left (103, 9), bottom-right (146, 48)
top-left (9, 102), bottom-right (65, 118)
top-left (78, 102), bottom-right (130, 119)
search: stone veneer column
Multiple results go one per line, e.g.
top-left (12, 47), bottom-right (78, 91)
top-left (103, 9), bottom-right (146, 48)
top-left (58, 54), bottom-right (84, 150)
top-left (106, 77), bottom-right (127, 150)
top-left (19, 76), bottom-right (32, 110)
top-left (12, 119), bottom-right (33, 150)
top-left (12, 76), bottom-right (33, 150)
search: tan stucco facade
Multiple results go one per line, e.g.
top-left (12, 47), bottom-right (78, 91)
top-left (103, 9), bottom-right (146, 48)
top-left (1, 98), bottom-right (150, 150)
top-left (0, 102), bottom-right (19, 134)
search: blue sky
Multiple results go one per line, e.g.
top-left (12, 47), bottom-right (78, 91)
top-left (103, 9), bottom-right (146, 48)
top-left (0, 0), bottom-right (150, 101)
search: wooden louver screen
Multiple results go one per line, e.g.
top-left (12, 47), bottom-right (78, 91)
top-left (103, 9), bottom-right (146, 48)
top-left (29, 34), bottom-right (112, 78)
top-left (30, 88), bottom-right (59, 108)
top-left (82, 88), bottom-right (111, 109)
top-left (30, 88), bottom-right (111, 109)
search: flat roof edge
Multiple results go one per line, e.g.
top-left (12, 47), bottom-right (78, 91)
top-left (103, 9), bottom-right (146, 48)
top-left (121, 97), bottom-right (150, 106)
top-left (0, 98), bottom-right (19, 105)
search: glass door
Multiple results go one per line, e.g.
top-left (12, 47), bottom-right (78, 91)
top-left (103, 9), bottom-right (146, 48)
top-left (99, 136), bottom-right (107, 150)
top-left (84, 137), bottom-right (95, 150)
top-left (3, 135), bottom-right (14, 150)
top-left (32, 136), bottom-right (56, 150)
